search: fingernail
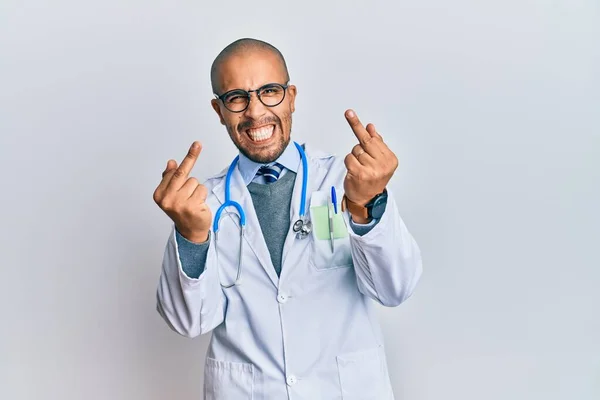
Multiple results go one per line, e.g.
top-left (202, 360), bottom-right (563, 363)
top-left (192, 142), bottom-right (199, 149)
top-left (347, 110), bottom-right (355, 118)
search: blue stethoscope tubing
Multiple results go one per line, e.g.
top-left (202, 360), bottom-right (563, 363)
top-left (213, 141), bottom-right (309, 288)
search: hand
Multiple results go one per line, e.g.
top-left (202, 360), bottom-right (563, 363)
top-left (343, 110), bottom-right (398, 220)
top-left (153, 141), bottom-right (212, 243)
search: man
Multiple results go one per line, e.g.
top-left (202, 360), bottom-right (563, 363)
top-left (153, 38), bottom-right (422, 399)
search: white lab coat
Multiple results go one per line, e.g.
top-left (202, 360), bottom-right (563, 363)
top-left (156, 144), bottom-right (423, 400)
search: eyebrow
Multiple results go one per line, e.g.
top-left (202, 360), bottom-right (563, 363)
top-left (223, 88), bottom-right (247, 94)
top-left (223, 80), bottom-right (287, 93)
top-left (221, 82), bottom-right (282, 95)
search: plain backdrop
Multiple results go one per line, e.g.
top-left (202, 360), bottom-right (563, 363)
top-left (1, 1), bottom-right (598, 399)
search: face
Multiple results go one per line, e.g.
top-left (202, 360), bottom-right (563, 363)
top-left (211, 50), bottom-right (297, 164)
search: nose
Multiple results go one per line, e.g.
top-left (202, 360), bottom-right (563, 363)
top-left (243, 91), bottom-right (267, 120)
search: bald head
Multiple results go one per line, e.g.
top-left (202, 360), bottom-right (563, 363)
top-left (210, 38), bottom-right (290, 94)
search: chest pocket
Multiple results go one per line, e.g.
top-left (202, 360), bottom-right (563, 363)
top-left (308, 189), bottom-right (353, 270)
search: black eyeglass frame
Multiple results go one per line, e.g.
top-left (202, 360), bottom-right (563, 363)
top-left (214, 82), bottom-right (290, 113)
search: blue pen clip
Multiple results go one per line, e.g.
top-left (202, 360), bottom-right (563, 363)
top-left (331, 186), bottom-right (338, 214)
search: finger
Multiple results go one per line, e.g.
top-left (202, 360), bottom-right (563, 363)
top-left (169, 141), bottom-right (202, 190)
top-left (162, 159), bottom-right (178, 178)
top-left (363, 123), bottom-right (388, 158)
top-left (366, 123), bottom-right (383, 140)
top-left (351, 144), bottom-right (375, 166)
top-left (345, 109), bottom-right (371, 145)
top-left (344, 153), bottom-right (363, 176)
top-left (345, 110), bottom-right (385, 159)
top-left (155, 160), bottom-right (179, 200)
top-left (179, 177), bottom-right (200, 199)
top-left (190, 183), bottom-right (208, 203)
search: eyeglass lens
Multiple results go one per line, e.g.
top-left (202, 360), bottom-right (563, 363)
top-left (222, 84), bottom-right (286, 112)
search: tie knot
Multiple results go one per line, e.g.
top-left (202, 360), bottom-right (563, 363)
top-left (257, 163), bottom-right (283, 183)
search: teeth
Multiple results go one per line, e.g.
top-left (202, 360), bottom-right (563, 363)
top-left (247, 125), bottom-right (274, 142)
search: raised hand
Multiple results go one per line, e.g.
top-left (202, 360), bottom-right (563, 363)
top-left (153, 141), bottom-right (212, 243)
top-left (343, 110), bottom-right (398, 218)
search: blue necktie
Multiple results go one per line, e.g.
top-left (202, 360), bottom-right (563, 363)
top-left (256, 163), bottom-right (283, 183)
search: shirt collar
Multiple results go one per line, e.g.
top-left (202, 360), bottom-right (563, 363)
top-left (237, 140), bottom-right (300, 185)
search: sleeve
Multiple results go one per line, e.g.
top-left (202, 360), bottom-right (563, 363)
top-left (175, 229), bottom-right (210, 278)
top-left (346, 188), bottom-right (423, 307)
top-left (348, 215), bottom-right (381, 236)
top-left (156, 225), bottom-right (226, 337)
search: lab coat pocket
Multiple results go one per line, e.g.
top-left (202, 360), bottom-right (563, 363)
top-left (204, 357), bottom-right (255, 400)
top-left (308, 190), bottom-right (353, 270)
top-left (336, 347), bottom-right (385, 399)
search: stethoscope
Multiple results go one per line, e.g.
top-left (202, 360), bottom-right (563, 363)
top-left (213, 141), bottom-right (311, 288)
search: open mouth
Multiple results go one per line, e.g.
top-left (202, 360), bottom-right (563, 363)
top-left (245, 125), bottom-right (275, 142)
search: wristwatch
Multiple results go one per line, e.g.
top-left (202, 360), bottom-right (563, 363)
top-left (342, 189), bottom-right (388, 220)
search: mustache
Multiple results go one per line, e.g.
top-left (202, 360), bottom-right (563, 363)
top-left (238, 116), bottom-right (280, 132)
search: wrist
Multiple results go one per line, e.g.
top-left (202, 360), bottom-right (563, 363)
top-left (342, 189), bottom-right (388, 221)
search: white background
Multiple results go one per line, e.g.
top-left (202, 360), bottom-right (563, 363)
top-left (1, 1), bottom-right (598, 399)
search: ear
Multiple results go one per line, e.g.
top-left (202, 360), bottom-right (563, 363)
top-left (211, 99), bottom-right (226, 125)
top-left (287, 85), bottom-right (297, 113)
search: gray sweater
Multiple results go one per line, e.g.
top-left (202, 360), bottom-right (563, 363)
top-left (175, 171), bottom-right (295, 278)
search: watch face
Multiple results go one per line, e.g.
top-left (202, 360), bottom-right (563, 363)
top-left (368, 191), bottom-right (388, 219)
top-left (370, 200), bottom-right (386, 219)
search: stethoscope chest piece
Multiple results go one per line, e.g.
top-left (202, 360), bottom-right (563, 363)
top-left (293, 218), bottom-right (312, 238)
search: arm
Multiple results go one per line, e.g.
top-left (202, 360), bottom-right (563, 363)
top-left (348, 216), bottom-right (379, 236)
top-left (153, 141), bottom-right (225, 337)
top-left (347, 189), bottom-right (422, 307)
top-left (175, 229), bottom-right (210, 278)
top-left (156, 225), bottom-right (226, 337)
top-left (341, 109), bottom-right (422, 306)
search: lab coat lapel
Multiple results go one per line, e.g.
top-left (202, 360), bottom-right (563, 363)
top-left (280, 149), bottom-right (328, 277)
top-left (211, 165), bottom-right (280, 289)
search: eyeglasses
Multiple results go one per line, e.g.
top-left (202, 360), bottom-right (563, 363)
top-left (214, 83), bottom-right (289, 113)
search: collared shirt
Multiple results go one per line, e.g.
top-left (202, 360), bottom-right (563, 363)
top-left (237, 140), bottom-right (300, 185)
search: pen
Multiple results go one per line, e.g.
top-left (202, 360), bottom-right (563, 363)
top-left (331, 186), bottom-right (337, 214)
top-left (328, 193), bottom-right (335, 252)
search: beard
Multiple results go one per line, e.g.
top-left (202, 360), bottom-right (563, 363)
top-left (227, 112), bottom-right (292, 164)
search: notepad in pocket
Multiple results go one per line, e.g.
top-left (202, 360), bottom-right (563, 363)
top-left (308, 189), bottom-right (352, 270)
top-left (310, 206), bottom-right (347, 240)
top-left (309, 189), bottom-right (348, 240)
